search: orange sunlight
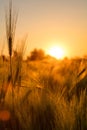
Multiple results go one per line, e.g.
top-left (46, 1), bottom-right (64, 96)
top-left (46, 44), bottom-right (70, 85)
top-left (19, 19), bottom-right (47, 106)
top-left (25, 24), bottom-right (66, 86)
top-left (47, 46), bottom-right (66, 59)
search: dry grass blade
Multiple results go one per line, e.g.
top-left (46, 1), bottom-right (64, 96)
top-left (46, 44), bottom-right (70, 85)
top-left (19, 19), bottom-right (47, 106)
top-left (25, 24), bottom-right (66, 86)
top-left (77, 68), bottom-right (86, 78)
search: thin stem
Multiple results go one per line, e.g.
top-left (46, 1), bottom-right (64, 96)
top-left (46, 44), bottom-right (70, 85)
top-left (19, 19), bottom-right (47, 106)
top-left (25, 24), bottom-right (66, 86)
top-left (10, 55), bottom-right (14, 111)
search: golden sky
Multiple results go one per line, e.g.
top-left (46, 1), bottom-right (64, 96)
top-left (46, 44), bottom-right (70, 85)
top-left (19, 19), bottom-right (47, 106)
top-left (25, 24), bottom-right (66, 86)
top-left (0, 0), bottom-right (87, 58)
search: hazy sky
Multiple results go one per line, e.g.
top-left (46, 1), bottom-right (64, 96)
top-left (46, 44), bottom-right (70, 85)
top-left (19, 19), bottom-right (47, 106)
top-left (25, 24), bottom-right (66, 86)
top-left (0, 0), bottom-right (87, 58)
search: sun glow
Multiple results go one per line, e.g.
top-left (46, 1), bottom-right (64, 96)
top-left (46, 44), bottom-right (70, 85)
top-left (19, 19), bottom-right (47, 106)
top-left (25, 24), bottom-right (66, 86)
top-left (48, 46), bottom-right (65, 59)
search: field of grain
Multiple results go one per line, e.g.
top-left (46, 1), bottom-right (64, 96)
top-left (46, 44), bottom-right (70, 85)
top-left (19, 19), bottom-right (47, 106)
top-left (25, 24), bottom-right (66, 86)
top-left (0, 55), bottom-right (87, 130)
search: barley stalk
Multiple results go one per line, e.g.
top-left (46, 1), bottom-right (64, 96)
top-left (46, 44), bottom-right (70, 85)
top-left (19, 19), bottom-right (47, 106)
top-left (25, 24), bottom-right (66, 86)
top-left (5, 0), bottom-right (18, 111)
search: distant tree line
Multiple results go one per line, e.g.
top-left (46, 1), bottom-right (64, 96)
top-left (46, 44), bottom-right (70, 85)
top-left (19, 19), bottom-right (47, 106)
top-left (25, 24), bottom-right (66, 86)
top-left (27, 48), bottom-right (45, 61)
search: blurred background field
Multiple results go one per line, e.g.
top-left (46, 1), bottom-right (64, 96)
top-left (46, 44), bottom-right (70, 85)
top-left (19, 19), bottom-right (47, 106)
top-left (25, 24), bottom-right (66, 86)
top-left (0, 53), bottom-right (87, 130)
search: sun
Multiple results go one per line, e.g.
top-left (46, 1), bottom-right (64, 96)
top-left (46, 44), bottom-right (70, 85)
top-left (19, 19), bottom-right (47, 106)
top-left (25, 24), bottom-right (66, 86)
top-left (47, 46), bottom-right (65, 59)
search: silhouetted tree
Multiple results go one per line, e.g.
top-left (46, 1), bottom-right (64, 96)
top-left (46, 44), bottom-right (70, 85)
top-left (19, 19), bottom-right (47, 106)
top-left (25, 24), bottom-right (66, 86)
top-left (29, 48), bottom-right (45, 60)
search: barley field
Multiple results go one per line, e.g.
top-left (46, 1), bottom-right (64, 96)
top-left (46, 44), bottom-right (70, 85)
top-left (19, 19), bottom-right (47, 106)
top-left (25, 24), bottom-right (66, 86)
top-left (0, 54), bottom-right (87, 130)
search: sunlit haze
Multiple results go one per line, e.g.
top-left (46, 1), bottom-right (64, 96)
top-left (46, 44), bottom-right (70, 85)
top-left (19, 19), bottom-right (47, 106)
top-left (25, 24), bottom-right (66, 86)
top-left (47, 46), bottom-right (65, 59)
top-left (0, 0), bottom-right (87, 58)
